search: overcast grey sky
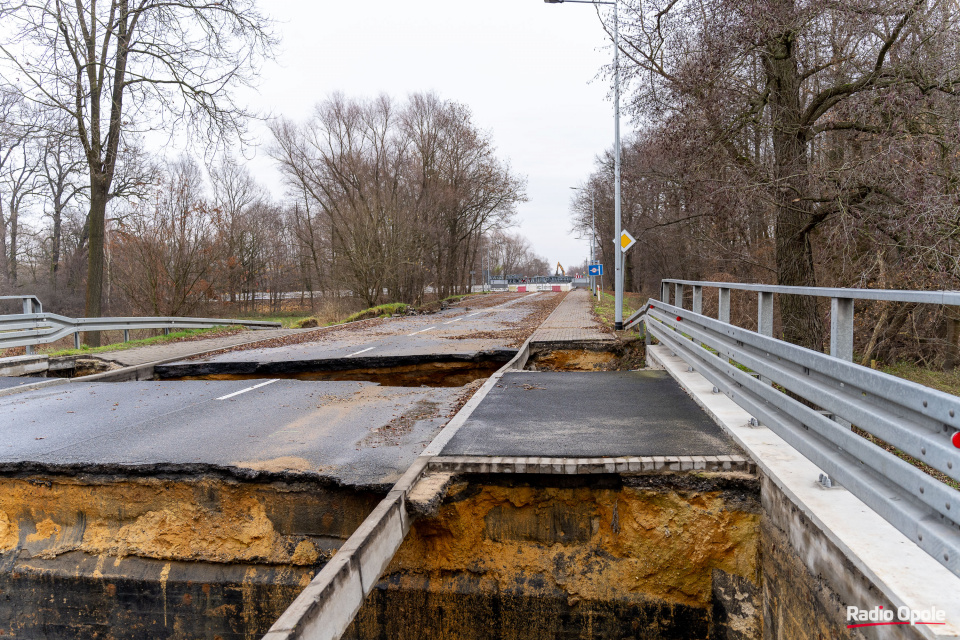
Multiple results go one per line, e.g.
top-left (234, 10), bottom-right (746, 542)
top-left (241, 0), bottom-right (628, 269)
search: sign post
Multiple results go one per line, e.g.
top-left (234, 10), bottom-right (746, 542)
top-left (588, 263), bottom-right (604, 299)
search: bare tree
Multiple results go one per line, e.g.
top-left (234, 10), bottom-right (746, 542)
top-left (271, 92), bottom-right (525, 306)
top-left (111, 156), bottom-right (217, 316)
top-left (210, 156), bottom-right (267, 306)
top-left (0, 88), bottom-right (40, 287)
top-left (38, 118), bottom-right (87, 287)
top-left (0, 0), bottom-right (275, 342)
top-left (610, 0), bottom-right (960, 349)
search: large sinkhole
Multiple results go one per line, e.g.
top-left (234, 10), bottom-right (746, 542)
top-left (0, 470), bottom-right (766, 640)
top-left (347, 472), bottom-right (763, 640)
top-left (152, 351), bottom-right (517, 387)
top-left (0, 471), bottom-right (386, 639)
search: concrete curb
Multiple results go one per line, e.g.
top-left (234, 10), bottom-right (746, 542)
top-left (427, 454), bottom-right (754, 475)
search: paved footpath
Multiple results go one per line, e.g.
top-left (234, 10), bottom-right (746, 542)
top-left (530, 288), bottom-right (613, 343)
top-left (95, 328), bottom-right (304, 367)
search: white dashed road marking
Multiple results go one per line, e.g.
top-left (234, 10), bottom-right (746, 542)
top-left (217, 379), bottom-right (279, 401)
top-left (408, 326), bottom-right (436, 336)
top-left (347, 347), bottom-right (375, 357)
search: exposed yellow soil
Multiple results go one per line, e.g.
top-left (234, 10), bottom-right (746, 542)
top-left (25, 517), bottom-right (61, 543)
top-left (0, 476), bottom-right (371, 566)
top-left (0, 510), bottom-right (17, 551)
top-left (389, 480), bottom-right (760, 609)
top-left (531, 349), bottom-right (619, 371)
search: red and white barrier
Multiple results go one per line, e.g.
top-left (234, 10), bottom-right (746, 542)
top-left (507, 283), bottom-right (572, 293)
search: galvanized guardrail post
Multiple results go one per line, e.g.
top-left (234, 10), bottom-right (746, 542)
top-left (661, 282), bottom-right (670, 303)
top-left (692, 285), bottom-right (703, 315)
top-left (718, 287), bottom-right (730, 323)
top-left (24, 297), bottom-right (35, 356)
top-left (757, 291), bottom-right (774, 337)
top-left (675, 283), bottom-right (684, 310)
top-left (830, 297), bottom-right (854, 361)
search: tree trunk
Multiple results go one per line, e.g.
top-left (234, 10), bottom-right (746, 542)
top-left (7, 201), bottom-right (17, 285)
top-left (763, 24), bottom-right (825, 352)
top-left (84, 179), bottom-right (109, 346)
top-left (0, 203), bottom-right (7, 285)
top-left (943, 311), bottom-right (960, 371)
top-left (51, 201), bottom-right (62, 286)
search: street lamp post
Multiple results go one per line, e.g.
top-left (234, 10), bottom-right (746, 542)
top-left (545, 0), bottom-right (623, 329)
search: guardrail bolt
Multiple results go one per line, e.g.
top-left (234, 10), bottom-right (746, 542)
top-left (749, 417), bottom-right (759, 427)
top-left (818, 473), bottom-right (836, 489)
top-left (712, 386), bottom-right (720, 394)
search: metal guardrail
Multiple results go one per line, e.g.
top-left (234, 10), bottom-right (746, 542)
top-left (0, 302), bottom-right (282, 353)
top-left (0, 295), bottom-right (42, 314)
top-left (626, 280), bottom-right (960, 579)
top-left (642, 279), bottom-right (960, 361)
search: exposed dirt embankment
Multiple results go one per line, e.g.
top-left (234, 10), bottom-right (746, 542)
top-left (0, 474), bottom-right (381, 566)
top-left (528, 338), bottom-right (646, 371)
top-left (0, 472), bottom-right (385, 639)
top-left (350, 473), bottom-right (762, 640)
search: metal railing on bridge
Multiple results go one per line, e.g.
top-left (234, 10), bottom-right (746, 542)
top-left (625, 279), bottom-right (960, 579)
top-left (0, 295), bottom-right (282, 354)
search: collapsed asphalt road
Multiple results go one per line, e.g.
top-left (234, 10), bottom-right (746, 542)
top-left (0, 292), bottom-right (566, 487)
top-left (0, 379), bottom-right (471, 486)
top-left (179, 290), bottom-right (561, 365)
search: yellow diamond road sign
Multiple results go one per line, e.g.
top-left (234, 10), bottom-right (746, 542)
top-left (620, 230), bottom-right (637, 253)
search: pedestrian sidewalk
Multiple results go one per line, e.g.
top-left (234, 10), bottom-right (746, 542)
top-left (530, 289), bottom-right (613, 343)
top-left (96, 328), bottom-right (304, 367)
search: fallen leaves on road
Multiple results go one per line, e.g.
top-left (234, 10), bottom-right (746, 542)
top-left (185, 316), bottom-right (386, 360)
top-left (442, 292), bottom-right (566, 347)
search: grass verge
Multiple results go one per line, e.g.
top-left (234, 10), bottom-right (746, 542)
top-left (42, 326), bottom-right (244, 357)
top-left (442, 291), bottom-right (491, 304)
top-left (343, 302), bottom-right (409, 323)
top-left (880, 360), bottom-right (960, 397)
top-left (592, 290), bottom-right (644, 336)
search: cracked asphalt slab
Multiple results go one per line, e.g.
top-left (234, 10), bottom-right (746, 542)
top-left (0, 379), bottom-right (469, 487)
top-left (177, 292), bottom-right (562, 365)
top-left (441, 370), bottom-right (740, 458)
